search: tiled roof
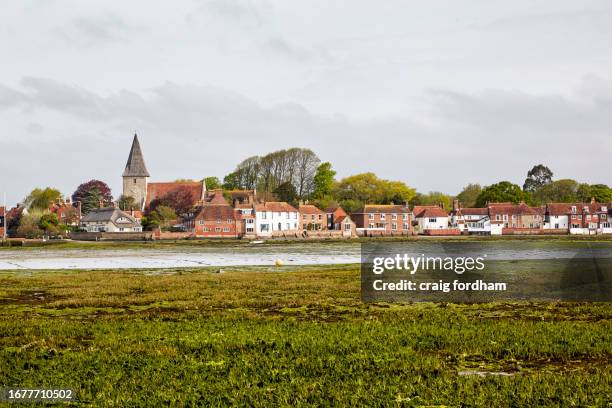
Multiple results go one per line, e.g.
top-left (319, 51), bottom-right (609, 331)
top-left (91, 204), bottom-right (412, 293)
top-left (146, 181), bottom-right (204, 208)
top-left (196, 205), bottom-right (236, 221)
top-left (255, 202), bottom-right (298, 212)
top-left (546, 202), bottom-right (608, 216)
top-left (122, 134), bottom-right (150, 177)
top-left (488, 203), bottom-right (542, 216)
top-left (298, 204), bottom-right (325, 215)
top-left (460, 208), bottom-right (488, 216)
top-left (413, 205), bottom-right (448, 218)
top-left (353, 205), bottom-right (411, 214)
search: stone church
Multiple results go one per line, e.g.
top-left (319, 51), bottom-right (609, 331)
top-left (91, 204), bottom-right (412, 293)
top-left (122, 134), bottom-right (207, 211)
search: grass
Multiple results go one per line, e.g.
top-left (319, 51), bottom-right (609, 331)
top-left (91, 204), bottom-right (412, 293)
top-left (0, 265), bottom-right (610, 406)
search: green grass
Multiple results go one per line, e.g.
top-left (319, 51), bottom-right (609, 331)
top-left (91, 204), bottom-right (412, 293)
top-left (0, 265), bottom-right (610, 406)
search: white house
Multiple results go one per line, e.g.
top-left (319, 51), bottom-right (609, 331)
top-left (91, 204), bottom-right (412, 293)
top-left (412, 205), bottom-right (454, 234)
top-left (254, 202), bottom-right (299, 237)
top-left (80, 207), bottom-right (142, 232)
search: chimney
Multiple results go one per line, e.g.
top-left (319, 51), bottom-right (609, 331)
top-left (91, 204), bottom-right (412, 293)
top-left (591, 197), bottom-right (596, 204)
top-left (452, 199), bottom-right (460, 212)
top-left (99, 199), bottom-right (104, 208)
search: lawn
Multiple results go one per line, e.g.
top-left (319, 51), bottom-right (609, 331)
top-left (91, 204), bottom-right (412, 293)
top-left (0, 265), bottom-right (610, 406)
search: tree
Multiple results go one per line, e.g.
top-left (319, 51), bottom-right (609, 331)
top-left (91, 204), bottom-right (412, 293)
top-left (147, 205), bottom-right (177, 230)
top-left (82, 188), bottom-right (103, 214)
top-left (204, 176), bottom-right (221, 190)
top-left (72, 180), bottom-right (112, 213)
top-left (273, 181), bottom-right (298, 206)
top-left (334, 173), bottom-right (416, 213)
top-left (16, 210), bottom-right (45, 238)
top-left (24, 187), bottom-right (62, 211)
top-left (456, 184), bottom-right (482, 208)
top-left (578, 184), bottom-right (612, 203)
top-left (117, 195), bottom-right (137, 211)
top-left (38, 213), bottom-right (59, 231)
top-left (475, 181), bottom-right (531, 207)
top-left (149, 186), bottom-right (195, 215)
top-left (410, 191), bottom-right (454, 211)
top-left (523, 164), bottom-right (553, 193)
top-left (312, 162), bottom-right (336, 199)
top-left (532, 179), bottom-right (579, 204)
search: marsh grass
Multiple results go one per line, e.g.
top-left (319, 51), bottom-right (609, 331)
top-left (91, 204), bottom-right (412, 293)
top-left (0, 265), bottom-right (610, 406)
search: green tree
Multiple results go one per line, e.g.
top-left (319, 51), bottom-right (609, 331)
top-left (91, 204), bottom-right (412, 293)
top-left (148, 205), bottom-right (178, 230)
top-left (456, 183), bottom-right (482, 208)
top-left (16, 210), bottom-right (45, 238)
top-left (475, 181), bottom-right (531, 207)
top-left (204, 176), bottom-right (221, 190)
top-left (117, 195), bottom-right (137, 211)
top-left (38, 213), bottom-right (59, 231)
top-left (312, 162), bottom-right (336, 199)
top-left (533, 179), bottom-right (579, 204)
top-left (82, 187), bottom-right (103, 214)
top-left (579, 184), bottom-right (612, 203)
top-left (273, 181), bottom-right (298, 205)
top-left (334, 173), bottom-right (416, 205)
top-left (410, 191), bottom-right (454, 211)
top-left (24, 187), bottom-right (62, 211)
top-left (523, 164), bottom-right (553, 193)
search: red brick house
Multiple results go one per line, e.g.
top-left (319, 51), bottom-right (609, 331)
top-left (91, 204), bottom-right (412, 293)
top-left (488, 202), bottom-right (544, 234)
top-left (184, 190), bottom-right (241, 238)
top-left (351, 204), bottom-right (413, 236)
top-left (48, 198), bottom-right (82, 226)
top-left (298, 204), bottom-right (327, 230)
top-left (545, 199), bottom-right (611, 234)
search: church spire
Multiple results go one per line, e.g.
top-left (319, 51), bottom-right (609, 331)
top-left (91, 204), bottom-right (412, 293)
top-left (122, 133), bottom-right (150, 177)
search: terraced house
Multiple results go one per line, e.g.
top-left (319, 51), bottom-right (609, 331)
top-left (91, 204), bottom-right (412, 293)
top-left (298, 204), bottom-right (327, 230)
top-left (183, 190), bottom-right (241, 238)
top-left (254, 202), bottom-right (299, 237)
top-left (545, 200), bottom-right (611, 235)
top-left (351, 204), bottom-right (412, 236)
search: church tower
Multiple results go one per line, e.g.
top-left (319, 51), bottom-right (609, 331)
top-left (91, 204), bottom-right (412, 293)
top-left (122, 133), bottom-right (150, 210)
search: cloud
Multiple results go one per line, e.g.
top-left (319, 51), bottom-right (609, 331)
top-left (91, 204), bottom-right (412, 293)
top-left (0, 75), bottom-right (611, 206)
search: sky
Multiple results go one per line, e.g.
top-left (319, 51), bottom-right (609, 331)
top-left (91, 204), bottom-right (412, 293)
top-left (1, 0), bottom-right (611, 205)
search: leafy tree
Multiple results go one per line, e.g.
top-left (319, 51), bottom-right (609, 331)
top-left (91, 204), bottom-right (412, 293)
top-left (456, 183), bottom-right (482, 208)
top-left (72, 180), bottom-right (112, 213)
top-left (203, 177), bottom-right (221, 190)
top-left (578, 184), bottom-right (612, 203)
top-left (24, 187), bottom-right (62, 211)
top-left (148, 205), bottom-right (177, 230)
top-left (334, 173), bottom-right (416, 206)
top-left (312, 162), bottom-right (336, 199)
top-left (16, 210), bottom-right (45, 238)
top-left (273, 181), bottom-right (298, 206)
top-left (523, 164), bottom-right (553, 193)
top-left (410, 191), bottom-right (454, 211)
top-left (117, 195), bottom-right (137, 211)
top-left (338, 199), bottom-right (363, 214)
top-left (149, 186), bottom-right (195, 215)
top-left (38, 213), bottom-right (59, 231)
top-left (81, 188), bottom-right (103, 214)
top-left (475, 181), bottom-right (531, 207)
top-left (533, 179), bottom-right (579, 204)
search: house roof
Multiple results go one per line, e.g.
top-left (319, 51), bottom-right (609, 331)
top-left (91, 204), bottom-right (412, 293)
top-left (488, 203), bottom-right (543, 216)
top-left (298, 204), bottom-right (325, 215)
top-left (546, 202), bottom-right (608, 216)
top-left (122, 134), bottom-right (150, 177)
top-left (324, 205), bottom-right (347, 216)
top-left (145, 181), bottom-right (204, 209)
top-left (353, 204), bottom-right (411, 214)
top-left (255, 202), bottom-right (298, 212)
top-left (460, 208), bottom-right (489, 216)
top-left (81, 207), bottom-right (139, 226)
top-left (195, 204), bottom-right (237, 221)
top-left (413, 205), bottom-right (448, 218)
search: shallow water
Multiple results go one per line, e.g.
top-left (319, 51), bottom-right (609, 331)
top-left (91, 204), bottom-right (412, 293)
top-left (0, 241), bottom-right (610, 270)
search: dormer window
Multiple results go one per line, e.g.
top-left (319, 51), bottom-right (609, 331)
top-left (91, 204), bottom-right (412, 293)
top-left (571, 206), bottom-right (576, 214)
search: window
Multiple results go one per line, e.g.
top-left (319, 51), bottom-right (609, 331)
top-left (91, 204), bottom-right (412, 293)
top-left (429, 218), bottom-right (436, 223)
top-left (260, 224), bottom-right (269, 232)
top-left (571, 206), bottom-right (577, 214)
top-left (502, 214), bottom-right (508, 221)
top-left (391, 223), bottom-right (397, 230)
top-left (344, 223), bottom-right (351, 231)
top-left (380, 214), bottom-right (386, 220)
top-left (215, 227), bottom-right (221, 232)
top-left (204, 227), bottom-right (210, 232)
top-left (199, 220), bottom-right (204, 225)
top-left (303, 214), bottom-right (307, 220)
top-left (223, 227), bottom-right (230, 232)
top-left (368, 214), bottom-right (374, 220)
top-left (369, 223), bottom-right (375, 229)
top-left (227, 219), bottom-right (232, 224)
top-left (216, 219), bottom-right (221, 224)
top-left (402, 214), bottom-right (407, 220)
top-left (246, 227), bottom-right (254, 232)
top-left (318, 215), bottom-right (322, 220)
top-left (286, 223), bottom-right (290, 230)
top-left (133, 178), bottom-right (137, 184)
top-left (603, 222), bottom-right (611, 228)
top-left (303, 224), bottom-right (307, 229)
top-left (311, 215), bottom-right (315, 220)
top-left (602, 206), bottom-right (608, 212)
top-left (246, 219), bottom-right (254, 224)
top-left (496, 215), bottom-right (501, 221)
top-left (392, 214), bottom-right (397, 220)
top-left (402, 223), bottom-right (409, 230)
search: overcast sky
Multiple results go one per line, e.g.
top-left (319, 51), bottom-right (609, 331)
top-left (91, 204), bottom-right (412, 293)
top-left (1, 0), bottom-right (611, 205)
